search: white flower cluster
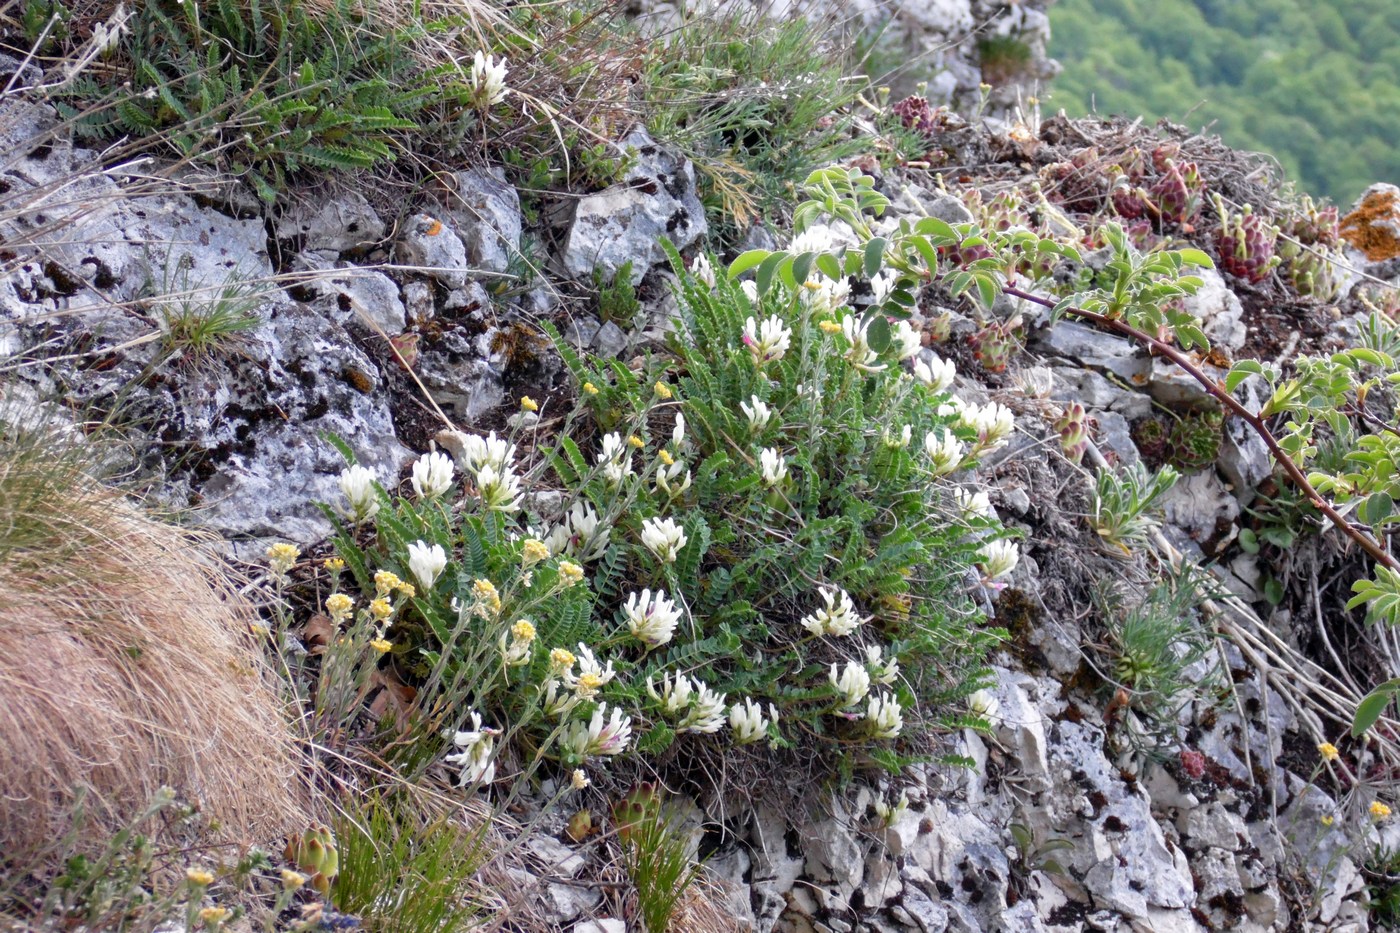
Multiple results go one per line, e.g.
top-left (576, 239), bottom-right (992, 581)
top-left (407, 540), bottom-right (447, 591)
top-left (623, 588), bottom-right (682, 648)
top-left (598, 432), bottom-right (634, 488)
top-left (641, 516), bottom-right (688, 564)
top-left (648, 673), bottom-right (728, 734)
top-left (469, 51), bottom-right (508, 109)
top-left (438, 430), bottom-right (523, 512)
top-left (446, 711), bottom-right (501, 787)
top-left (743, 314), bottom-right (793, 366)
top-left (543, 501), bottom-right (611, 562)
top-left (800, 586), bottom-right (862, 637)
top-left (958, 401), bottom-right (1016, 454)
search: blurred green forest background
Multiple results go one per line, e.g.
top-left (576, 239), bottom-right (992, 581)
top-left (1047, 0), bottom-right (1400, 207)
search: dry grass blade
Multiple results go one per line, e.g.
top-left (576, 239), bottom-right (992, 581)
top-left (0, 401), bottom-right (309, 861)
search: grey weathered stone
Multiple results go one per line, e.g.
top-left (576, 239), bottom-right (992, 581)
top-left (1160, 469), bottom-right (1239, 548)
top-left (1147, 356), bottom-right (1225, 407)
top-left (440, 167), bottom-right (522, 275)
top-left (561, 127), bottom-right (707, 284)
top-left (1035, 320), bottom-right (1150, 385)
top-left (295, 254), bottom-right (405, 334)
top-left (1183, 268), bottom-right (1247, 354)
top-left (396, 212), bottom-right (470, 288)
top-left (275, 191), bottom-right (385, 255)
top-left (594, 320), bottom-right (629, 359)
top-left (1093, 410), bottom-right (1141, 467)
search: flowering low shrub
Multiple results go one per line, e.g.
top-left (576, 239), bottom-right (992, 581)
top-left (305, 226), bottom-right (1016, 788)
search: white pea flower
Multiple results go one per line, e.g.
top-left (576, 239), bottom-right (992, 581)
top-left (565, 501), bottom-right (611, 562)
top-left (411, 450), bottom-right (455, 500)
top-left (800, 586), bottom-right (861, 637)
top-left (624, 589), bottom-right (681, 648)
top-left (469, 51), bottom-right (509, 108)
top-left (407, 540), bottom-right (447, 591)
top-left (864, 644), bottom-right (900, 685)
top-left (655, 459), bottom-right (692, 499)
top-left (647, 671), bottom-right (698, 716)
top-left (789, 226), bottom-right (838, 255)
top-left (840, 314), bottom-right (886, 372)
top-left (955, 487), bottom-right (993, 520)
top-left (541, 678), bottom-right (581, 718)
top-left (891, 319), bottom-right (922, 360)
top-left (865, 693), bottom-right (904, 739)
top-left (729, 698), bottom-right (778, 745)
top-left (968, 688), bottom-right (1001, 721)
top-left (912, 354), bottom-right (956, 393)
top-left (542, 522), bottom-right (571, 557)
top-left (560, 703), bottom-right (632, 758)
top-left (743, 314), bottom-right (792, 366)
top-left (923, 431), bottom-right (964, 476)
top-left (599, 432), bottom-right (634, 487)
top-left (741, 395), bottom-right (772, 432)
top-left (801, 274), bottom-right (851, 315)
top-left (445, 711), bottom-right (500, 786)
top-left (870, 269), bottom-right (898, 306)
top-left (453, 430), bottom-right (516, 477)
top-left (476, 463), bottom-right (523, 512)
top-left (570, 769), bottom-right (590, 790)
top-left (691, 254), bottom-right (716, 288)
top-left (641, 516), bottom-right (688, 563)
top-left (339, 464), bottom-right (380, 522)
top-left (978, 540), bottom-right (1020, 582)
top-left (936, 397), bottom-right (965, 418)
top-left (759, 447), bottom-right (788, 487)
top-left (829, 660), bottom-right (872, 708)
top-left (740, 280), bottom-right (760, 304)
top-left (570, 644), bottom-right (616, 699)
top-left (648, 672), bottom-right (726, 733)
top-left (884, 425), bottom-right (912, 449)
top-left (874, 791), bottom-right (910, 826)
top-left (959, 401), bottom-right (1016, 451)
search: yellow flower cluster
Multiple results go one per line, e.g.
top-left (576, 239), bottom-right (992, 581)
top-left (1372, 801), bottom-right (1392, 821)
top-left (558, 560), bottom-right (584, 587)
top-left (1318, 742), bottom-right (1340, 762)
top-left (583, 382), bottom-right (600, 396)
top-left (520, 396), bottom-right (539, 412)
top-left (654, 382), bottom-right (673, 400)
top-left (323, 557), bottom-right (345, 572)
top-left (368, 598), bottom-right (394, 621)
top-left (473, 578), bottom-right (502, 617)
top-left (326, 593), bottom-right (354, 623)
top-left (186, 868), bottom-right (215, 886)
top-left (818, 319), bottom-right (843, 334)
top-left (521, 538), bottom-right (551, 567)
top-left (369, 638), bottom-right (393, 654)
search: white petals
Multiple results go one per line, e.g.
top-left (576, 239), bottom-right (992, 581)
top-left (912, 354), bottom-right (956, 393)
top-left (759, 447), bottom-right (788, 487)
top-left (469, 51), bottom-right (508, 108)
top-left (641, 517), bottom-right (688, 563)
top-left (407, 540), bottom-right (447, 591)
top-left (624, 589), bottom-right (681, 648)
top-left (800, 586), bottom-right (862, 637)
top-left (411, 451), bottom-right (455, 500)
top-left (339, 465), bottom-right (380, 522)
top-left (743, 314), bottom-right (792, 366)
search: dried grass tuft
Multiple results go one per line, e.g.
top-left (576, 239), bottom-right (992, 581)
top-left (0, 412), bottom-right (308, 861)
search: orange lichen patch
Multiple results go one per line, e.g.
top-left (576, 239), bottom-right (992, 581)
top-left (1340, 187), bottom-right (1400, 261)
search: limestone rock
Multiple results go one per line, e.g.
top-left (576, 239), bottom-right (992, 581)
top-left (561, 128), bottom-right (707, 285)
top-left (275, 191), bottom-right (385, 256)
top-left (439, 167), bottom-right (522, 275)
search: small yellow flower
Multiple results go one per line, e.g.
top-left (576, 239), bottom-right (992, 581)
top-left (520, 396), bottom-right (539, 412)
top-left (575, 672), bottom-right (605, 697)
top-left (583, 382), bottom-right (600, 396)
top-left (654, 381), bottom-right (673, 400)
top-left (1372, 801), bottom-right (1392, 821)
top-left (818, 319), bottom-right (842, 334)
top-left (1318, 742), bottom-right (1340, 762)
top-left (396, 581), bottom-right (417, 599)
top-left (186, 868), bottom-right (215, 886)
top-left (658, 449), bottom-right (674, 466)
top-left (249, 622), bottom-right (270, 638)
top-left (368, 597), bottom-right (394, 621)
top-left (511, 619), bottom-right (537, 642)
top-left (627, 435), bottom-right (645, 449)
top-left (374, 570), bottom-right (403, 596)
top-left (473, 578), bottom-right (502, 616)
top-left (1321, 815), bottom-right (1335, 827)
top-left (571, 768), bottom-right (590, 790)
top-left (549, 647), bottom-right (577, 672)
top-left (369, 638), bottom-right (393, 654)
top-left (558, 560), bottom-right (584, 588)
top-left (521, 538), bottom-right (550, 567)
top-left (323, 557), bottom-right (345, 572)
top-left (280, 869), bottom-right (307, 890)
top-left (326, 593), bottom-right (354, 620)
top-left (802, 280), bottom-right (824, 291)
top-left (199, 907), bottom-right (231, 925)
top-left (265, 542), bottom-right (300, 575)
